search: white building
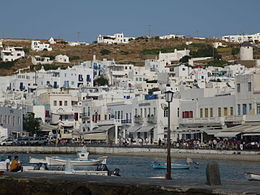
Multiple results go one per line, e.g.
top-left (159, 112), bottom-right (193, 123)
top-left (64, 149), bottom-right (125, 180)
top-left (31, 41), bottom-right (52, 51)
top-left (32, 56), bottom-right (53, 65)
top-left (222, 33), bottom-right (260, 43)
top-left (213, 42), bottom-right (226, 48)
top-left (0, 47), bottom-right (25, 62)
top-left (240, 42), bottom-right (253, 61)
top-left (0, 41), bottom-right (3, 48)
top-left (55, 55), bottom-right (70, 63)
top-left (48, 37), bottom-right (56, 44)
top-left (158, 49), bottom-right (190, 64)
top-left (97, 33), bottom-right (133, 44)
top-left (160, 34), bottom-right (185, 39)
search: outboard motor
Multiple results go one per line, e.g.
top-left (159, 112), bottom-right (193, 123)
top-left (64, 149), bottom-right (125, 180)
top-left (112, 168), bottom-right (120, 176)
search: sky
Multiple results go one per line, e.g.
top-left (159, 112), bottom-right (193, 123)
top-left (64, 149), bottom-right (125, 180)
top-left (0, 0), bottom-right (259, 42)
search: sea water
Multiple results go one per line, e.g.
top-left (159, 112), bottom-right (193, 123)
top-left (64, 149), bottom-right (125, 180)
top-left (1, 153), bottom-right (260, 182)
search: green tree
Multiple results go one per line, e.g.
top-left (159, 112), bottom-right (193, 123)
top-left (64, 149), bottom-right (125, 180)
top-left (100, 49), bottom-right (111, 55)
top-left (94, 76), bottom-right (109, 86)
top-left (231, 47), bottom-right (240, 56)
top-left (23, 112), bottom-right (41, 136)
top-left (179, 55), bottom-right (191, 64)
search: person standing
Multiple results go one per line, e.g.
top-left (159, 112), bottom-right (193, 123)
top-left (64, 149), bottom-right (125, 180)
top-left (5, 156), bottom-right (12, 171)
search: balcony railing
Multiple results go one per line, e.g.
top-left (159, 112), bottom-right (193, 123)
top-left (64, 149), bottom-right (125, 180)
top-left (147, 115), bottom-right (156, 123)
top-left (134, 116), bottom-right (143, 124)
top-left (180, 117), bottom-right (224, 125)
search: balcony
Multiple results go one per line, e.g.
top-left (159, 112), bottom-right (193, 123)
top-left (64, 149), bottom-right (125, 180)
top-left (134, 116), bottom-right (143, 124)
top-left (121, 119), bottom-right (132, 124)
top-left (60, 120), bottom-right (75, 128)
top-left (180, 117), bottom-right (224, 126)
top-left (147, 115), bottom-right (156, 123)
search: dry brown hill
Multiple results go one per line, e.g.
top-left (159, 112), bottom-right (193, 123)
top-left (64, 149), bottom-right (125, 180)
top-left (1, 37), bottom-right (257, 76)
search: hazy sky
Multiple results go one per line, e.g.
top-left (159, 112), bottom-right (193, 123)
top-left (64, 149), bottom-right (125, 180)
top-left (1, 0), bottom-right (259, 42)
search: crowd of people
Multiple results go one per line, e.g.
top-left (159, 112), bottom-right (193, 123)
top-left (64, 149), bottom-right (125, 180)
top-left (158, 138), bottom-right (260, 151)
top-left (5, 155), bottom-right (23, 172)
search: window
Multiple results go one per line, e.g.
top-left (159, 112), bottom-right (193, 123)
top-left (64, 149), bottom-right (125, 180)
top-left (59, 101), bottom-right (62, 106)
top-left (64, 101), bottom-right (68, 106)
top-left (205, 108), bottom-right (208, 118)
top-left (230, 107), bottom-right (234, 116)
top-left (177, 108), bottom-right (179, 117)
top-left (210, 108), bottom-right (213, 117)
top-left (218, 107), bottom-right (222, 117)
top-left (237, 83), bottom-right (240, 93)
top-left (144, 108), bottom-right (147, 118)
top-left (257, 104), bottom-right (260, 114)
top-left (54, 101), bottom-right (57, 106)
top-left (242, 104), bottom-right (247, 115)
top-left (248, 82), bottom-right (252, 92)
top-left (140, 108), bottom-right (143, 117)
top-left (224, 107), bottom-right (228, 116)
top-left (200, 108), bottom-right (203, 118)
top-left (237, 104), bottom-right (241, 115)
top-left (249, 104), bottom-right (253, 111)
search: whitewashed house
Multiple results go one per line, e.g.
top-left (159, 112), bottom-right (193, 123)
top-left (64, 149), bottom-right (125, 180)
top-left (0, 47), bottom-right (25, 62)
top-left (32, 56), bottom-right (53, 65)
top-left (31, 41), bottom-right (52, 51)
top-left (55, 55), bottom-right (70, 63)
top-left (97, 33), bottom-right (133, 44)
top-left (222, 33), bottom-right (260, 43)
top-left (0, 41), bottom-right (3, 48)
top-left (48, 37), bottom-right (56, 44)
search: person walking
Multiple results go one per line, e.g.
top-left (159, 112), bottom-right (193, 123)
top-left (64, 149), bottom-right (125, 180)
top-left (10, 156), bottom-right (23, 172)
top-left (5, 156), bottom-right (12, 171)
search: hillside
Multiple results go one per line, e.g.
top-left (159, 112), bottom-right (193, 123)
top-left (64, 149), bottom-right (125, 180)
top-left (0, 37), bottom-right (258, 76)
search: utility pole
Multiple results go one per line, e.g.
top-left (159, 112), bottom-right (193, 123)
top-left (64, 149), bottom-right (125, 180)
top-left (77, 32), bottom-right (80, 42)
top-left (145, 25), bottom-right (152, 37)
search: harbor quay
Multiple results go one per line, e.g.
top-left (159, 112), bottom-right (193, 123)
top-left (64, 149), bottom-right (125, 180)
top-left (1, 172), bottom-right (260, 195)
top-left (1, 146), bottom-right (260, 161)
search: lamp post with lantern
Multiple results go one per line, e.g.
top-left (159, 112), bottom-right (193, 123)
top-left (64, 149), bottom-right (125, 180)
top-left (165, 85), bottom-right (174, 180)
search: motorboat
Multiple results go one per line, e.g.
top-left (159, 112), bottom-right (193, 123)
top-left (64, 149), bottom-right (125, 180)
top-left (246, 172), bottom-right (260, 181)
top-left (152, 162), bottom-right (190, 169)
top-left (29, 152), bottom-right (108, 166)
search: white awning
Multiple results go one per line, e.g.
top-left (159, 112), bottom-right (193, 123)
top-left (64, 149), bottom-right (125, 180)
top-left (214, 131), bottom-right (241, 138)
top-left (136, 126), bottom-right (154, 133)
top-left (243, 133), bottom-right (260, 136)
top-left (127, 125), bottom-right (141, 133)
top-left (202, 130), bottom-right (220, 135)
top-left (92, 125), bottom-right (114, 133)
top-left (84, 133), bottom-right (107, 140)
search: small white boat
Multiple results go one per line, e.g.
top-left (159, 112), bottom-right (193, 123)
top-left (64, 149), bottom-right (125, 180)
top-left (246, 172), bottom-right (260, 181)
top-left (29, 152), bottom-right (108, 166)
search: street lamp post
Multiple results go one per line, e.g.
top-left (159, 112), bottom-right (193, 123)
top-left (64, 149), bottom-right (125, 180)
top-left (165, 86), bottom-right (174, 180)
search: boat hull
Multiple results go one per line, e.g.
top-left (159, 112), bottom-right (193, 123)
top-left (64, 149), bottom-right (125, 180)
top-left (46, 156), bottom-right (107, 166)
top-left (246, 173), bottom-right (260, 181)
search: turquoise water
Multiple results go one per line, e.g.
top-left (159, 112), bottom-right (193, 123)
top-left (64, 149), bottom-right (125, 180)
top-left (1, 153), bottom-right (260, 182)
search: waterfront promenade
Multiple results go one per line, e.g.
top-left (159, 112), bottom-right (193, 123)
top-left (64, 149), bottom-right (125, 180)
top-left (1, 146), bottom-right (260, 161)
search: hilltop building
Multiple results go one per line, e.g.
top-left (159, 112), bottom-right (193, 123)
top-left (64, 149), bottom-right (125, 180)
top-left (222, 33), bottom-right (260, 43)
top-left (97, 33), bottom-right (134, 44)
top-left (31, 41), bottom-right (52, 51)
top-left (0, 47), bottom-right (25, 62)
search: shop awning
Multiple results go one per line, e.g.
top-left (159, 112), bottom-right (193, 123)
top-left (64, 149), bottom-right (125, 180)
top-left (242, 133), bottom-right (260, 136)
top-left (136, 126), bottom-right (154, 133)
top-left (214, 131), bottom-right (241, 138)
top-left (83, 133), bottom-right (107, 140)
top-left (127, 125), bottom-right (141, 133)
top-left (92, 125), bottom-right (114, 133)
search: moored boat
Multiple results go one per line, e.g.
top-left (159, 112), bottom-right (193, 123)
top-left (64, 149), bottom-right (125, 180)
top-left (246, 172), bottom-right (260, 181)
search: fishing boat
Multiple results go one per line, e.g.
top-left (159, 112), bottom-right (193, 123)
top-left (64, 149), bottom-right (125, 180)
top-left (29, 152), bottom-right (108, 166)
top-left (152, 162), bottom-right (190, 169)
top-left (246, 172), bottom-right (260, 181)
